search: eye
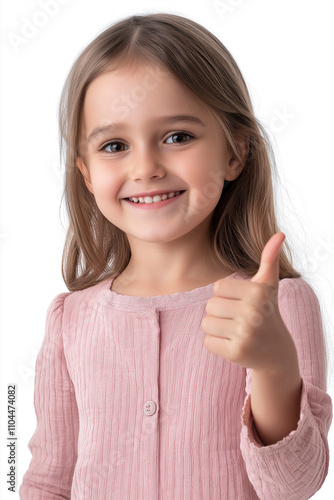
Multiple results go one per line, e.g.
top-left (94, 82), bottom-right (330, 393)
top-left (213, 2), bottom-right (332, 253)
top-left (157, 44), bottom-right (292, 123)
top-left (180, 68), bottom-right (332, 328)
top-left (99, 132), bottom-right (194, 154)
top-left (100, 141), bottom-right (129, 154)
top-left (165, 132), bottom-right (194, 144)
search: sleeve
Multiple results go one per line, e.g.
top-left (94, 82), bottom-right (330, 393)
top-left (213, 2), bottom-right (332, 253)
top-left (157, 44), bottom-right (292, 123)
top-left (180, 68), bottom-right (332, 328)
top-left (239, 277), bottom-right (333, 500)
top-left (19, 293), bottom-right (79, 500)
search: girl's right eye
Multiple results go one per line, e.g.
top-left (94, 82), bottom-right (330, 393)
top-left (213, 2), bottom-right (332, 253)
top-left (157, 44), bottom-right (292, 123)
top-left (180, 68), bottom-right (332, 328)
top-left (100, 141), bottom-right (129, 154)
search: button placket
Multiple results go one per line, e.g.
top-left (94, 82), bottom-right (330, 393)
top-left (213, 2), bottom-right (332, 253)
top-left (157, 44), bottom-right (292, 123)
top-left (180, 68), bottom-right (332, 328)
top-left (141, 309), bottom-right (159, 421)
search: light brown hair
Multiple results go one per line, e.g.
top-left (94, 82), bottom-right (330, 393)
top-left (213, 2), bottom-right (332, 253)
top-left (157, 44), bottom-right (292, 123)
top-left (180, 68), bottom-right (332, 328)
top-left (58, 12), bottom-right (301, 292)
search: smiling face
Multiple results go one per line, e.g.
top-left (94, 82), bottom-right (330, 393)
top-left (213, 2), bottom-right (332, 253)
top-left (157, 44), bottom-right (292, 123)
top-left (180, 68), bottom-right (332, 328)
top-left (76, 62), bottom-right (244, 245)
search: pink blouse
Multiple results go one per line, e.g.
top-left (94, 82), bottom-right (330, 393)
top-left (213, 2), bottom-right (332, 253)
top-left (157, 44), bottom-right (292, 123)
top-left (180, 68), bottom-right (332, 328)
top-left (19, 273), bottom-right (332, 499)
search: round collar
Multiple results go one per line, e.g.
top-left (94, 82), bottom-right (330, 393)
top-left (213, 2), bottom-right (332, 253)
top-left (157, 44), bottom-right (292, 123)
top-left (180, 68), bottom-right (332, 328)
top-left (97, 272), bottom-right (241, 312)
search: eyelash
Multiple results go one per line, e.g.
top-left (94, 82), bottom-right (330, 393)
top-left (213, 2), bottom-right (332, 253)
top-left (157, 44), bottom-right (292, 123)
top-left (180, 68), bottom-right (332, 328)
top-left (98, 132), bottom-right (194, 154)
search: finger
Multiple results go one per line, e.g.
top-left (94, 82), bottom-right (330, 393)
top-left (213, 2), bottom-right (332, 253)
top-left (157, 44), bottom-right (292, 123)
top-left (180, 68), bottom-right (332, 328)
top-left (201, 315), bottom-right (234, 339)
top-left (213, 276), bottom-right (253, 299)
top-left (205, 296), bottom-right (241, 319)
top-left (204, 333), bottom-right (231, 355)
top-left (251, 232), bottom-right (285, 289)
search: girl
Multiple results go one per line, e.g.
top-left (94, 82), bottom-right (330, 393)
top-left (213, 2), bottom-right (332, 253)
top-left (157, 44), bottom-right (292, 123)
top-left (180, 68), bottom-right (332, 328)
top-left (20, 12), bottom-right (332, 500)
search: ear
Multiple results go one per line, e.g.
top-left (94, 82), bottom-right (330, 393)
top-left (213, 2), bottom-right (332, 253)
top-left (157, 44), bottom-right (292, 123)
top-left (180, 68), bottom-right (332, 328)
top-left (225, 136), bottom-right (249, 181)
top-left (76, 157), bottom-right (94, 194)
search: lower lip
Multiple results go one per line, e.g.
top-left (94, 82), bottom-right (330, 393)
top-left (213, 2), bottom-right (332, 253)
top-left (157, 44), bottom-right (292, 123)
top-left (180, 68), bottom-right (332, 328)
top-left (123, 191), bottom-right (185, 209)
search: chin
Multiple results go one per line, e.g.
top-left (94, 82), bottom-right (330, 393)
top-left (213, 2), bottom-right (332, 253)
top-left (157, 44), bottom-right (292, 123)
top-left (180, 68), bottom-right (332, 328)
top-left (129, 227), bottom-right (189, 243)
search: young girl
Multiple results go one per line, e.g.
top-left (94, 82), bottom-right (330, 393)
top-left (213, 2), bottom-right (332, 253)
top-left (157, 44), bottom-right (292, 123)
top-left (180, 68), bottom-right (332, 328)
top-left (20, 12), bottom-right (332, 500)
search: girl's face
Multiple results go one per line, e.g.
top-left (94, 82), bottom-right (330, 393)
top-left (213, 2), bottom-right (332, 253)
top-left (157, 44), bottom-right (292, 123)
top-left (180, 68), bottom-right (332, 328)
top-left (77, 63), bottom-right (243, 244)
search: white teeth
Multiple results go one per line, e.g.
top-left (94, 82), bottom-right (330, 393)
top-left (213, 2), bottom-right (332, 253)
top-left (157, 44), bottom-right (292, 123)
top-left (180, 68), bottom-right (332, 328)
top-left (128, 191), bottom-right (182, 204)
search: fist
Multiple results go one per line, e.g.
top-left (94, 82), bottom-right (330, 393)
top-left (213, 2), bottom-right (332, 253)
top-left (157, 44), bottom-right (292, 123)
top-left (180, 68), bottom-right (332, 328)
top-left (201, 232), bottom-right (296, 372)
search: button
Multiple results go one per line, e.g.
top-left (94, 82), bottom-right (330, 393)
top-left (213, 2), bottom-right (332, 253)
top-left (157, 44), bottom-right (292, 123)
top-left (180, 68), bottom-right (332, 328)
top-left (144, 401), bottom-right (156, 416)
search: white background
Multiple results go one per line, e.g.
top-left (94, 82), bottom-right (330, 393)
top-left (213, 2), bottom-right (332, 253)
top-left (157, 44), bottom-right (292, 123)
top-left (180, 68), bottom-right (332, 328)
top-left (1, 0), bottom-right (333, 497)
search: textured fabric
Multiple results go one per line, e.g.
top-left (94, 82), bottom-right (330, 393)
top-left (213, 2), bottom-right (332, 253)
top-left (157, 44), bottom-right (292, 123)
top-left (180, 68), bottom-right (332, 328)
top-left (20, 273), bottom-right (332, 500)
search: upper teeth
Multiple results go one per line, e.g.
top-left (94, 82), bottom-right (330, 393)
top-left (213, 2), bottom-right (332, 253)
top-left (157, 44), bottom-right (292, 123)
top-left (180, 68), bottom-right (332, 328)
top-left (128, 191), bottom-right (181, 204)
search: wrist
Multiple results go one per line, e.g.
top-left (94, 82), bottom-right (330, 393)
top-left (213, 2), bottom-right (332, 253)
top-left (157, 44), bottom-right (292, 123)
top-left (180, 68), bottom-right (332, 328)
top-left (250, 360), bottom-right (302, 445)
top-left (252, 355), bottom-right (301, 381)
top-left (253, 332), bottom-right (301, 380)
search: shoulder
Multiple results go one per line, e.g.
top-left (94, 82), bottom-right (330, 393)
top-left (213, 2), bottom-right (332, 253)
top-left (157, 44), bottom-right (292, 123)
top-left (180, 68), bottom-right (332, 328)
top-left (232, 272), bottom-right (322, 315)
top-left (47, 277), bottom-right (112, 319)
top-left (277, 276), bottom-right (321, 311)
top-left (235, 272), bottom-right (320, 304)
top-left (276, 277), bottom-right (324, 338)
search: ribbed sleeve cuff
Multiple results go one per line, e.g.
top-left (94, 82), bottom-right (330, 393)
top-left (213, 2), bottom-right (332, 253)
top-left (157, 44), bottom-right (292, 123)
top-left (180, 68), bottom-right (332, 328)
top-left (239, 379), bottom-right (332, 499)
top-left (241, 378), bottom-right (308, 450)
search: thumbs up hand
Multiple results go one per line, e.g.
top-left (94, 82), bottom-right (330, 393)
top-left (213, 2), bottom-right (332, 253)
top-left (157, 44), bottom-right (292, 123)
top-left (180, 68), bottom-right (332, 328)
top-left (202, 233), bottom-right (296, 372)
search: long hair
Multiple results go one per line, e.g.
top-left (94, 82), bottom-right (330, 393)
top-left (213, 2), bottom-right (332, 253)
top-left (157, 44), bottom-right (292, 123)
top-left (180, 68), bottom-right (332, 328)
top-left (58, 12), bottom-right (301, 292)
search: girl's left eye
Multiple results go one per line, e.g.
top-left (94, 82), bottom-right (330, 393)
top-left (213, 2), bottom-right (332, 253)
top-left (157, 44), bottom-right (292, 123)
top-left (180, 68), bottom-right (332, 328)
top-left (165, 132), bottom-right (193, 144)
top-left (99, 132), bottom-right (193, 154)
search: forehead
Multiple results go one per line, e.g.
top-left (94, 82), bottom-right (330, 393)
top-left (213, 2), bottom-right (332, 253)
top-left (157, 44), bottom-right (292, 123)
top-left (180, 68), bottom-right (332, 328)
top-left (81, 63), bottom-right (218, 134)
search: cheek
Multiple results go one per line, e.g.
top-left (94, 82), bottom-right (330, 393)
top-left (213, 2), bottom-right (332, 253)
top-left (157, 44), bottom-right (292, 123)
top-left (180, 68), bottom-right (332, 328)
top-left (184, 153), bottom-right (225, 210)
top-left (189, 183), bottom-right (222, 216)
top-left (88, 171), bottom-right (123, 221)
top-left (90, 169), bottom-right (119, 199)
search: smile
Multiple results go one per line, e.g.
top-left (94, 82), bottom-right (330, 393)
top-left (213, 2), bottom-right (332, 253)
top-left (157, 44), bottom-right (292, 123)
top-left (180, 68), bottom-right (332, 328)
top-left (128, 191), bottom-right (184, 204)
top-left (124, 191), bottom-right (185, 209)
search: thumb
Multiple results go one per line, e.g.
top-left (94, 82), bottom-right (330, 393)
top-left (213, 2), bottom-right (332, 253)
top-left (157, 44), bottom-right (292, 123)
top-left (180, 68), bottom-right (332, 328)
top-left (251, 232), bottom-right (285, 289)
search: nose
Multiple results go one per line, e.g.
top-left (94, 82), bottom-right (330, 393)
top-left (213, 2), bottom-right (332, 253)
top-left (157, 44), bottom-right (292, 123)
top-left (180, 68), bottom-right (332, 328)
top-left (129, 145), bottom-right (166, 182)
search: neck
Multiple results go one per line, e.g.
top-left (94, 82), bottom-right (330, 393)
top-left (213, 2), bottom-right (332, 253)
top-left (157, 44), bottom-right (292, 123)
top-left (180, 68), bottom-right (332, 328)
top-left (116, 220), bottom-right (233, 293)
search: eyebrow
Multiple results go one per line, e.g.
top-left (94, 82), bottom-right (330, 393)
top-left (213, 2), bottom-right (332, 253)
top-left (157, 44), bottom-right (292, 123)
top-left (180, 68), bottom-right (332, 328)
top-left (87, 114), bottom-right (206, 144)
